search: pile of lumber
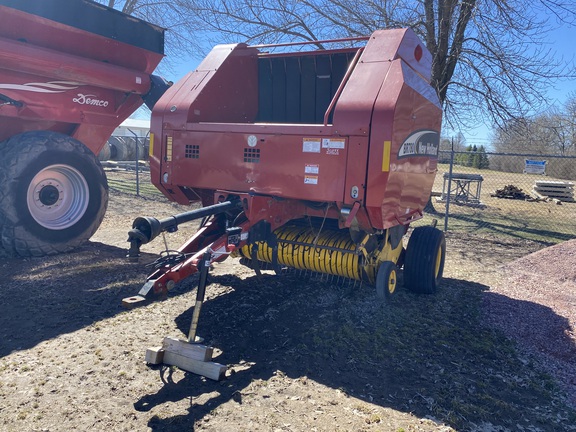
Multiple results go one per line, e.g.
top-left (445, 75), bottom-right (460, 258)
top-left (532, 181), bottom-right (574, 202)
top-left (491, 185), bottom-right (528, 200)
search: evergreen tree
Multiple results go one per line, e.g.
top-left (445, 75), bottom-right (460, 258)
top-left (478, 146), bottom-right (490, 169)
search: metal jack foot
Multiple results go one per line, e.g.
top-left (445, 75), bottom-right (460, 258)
top-left (145, 251), bottom-right (227, 381)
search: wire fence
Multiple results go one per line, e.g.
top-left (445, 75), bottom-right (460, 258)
top-left (102, 143), bottom-right (576, 245)
top-left (99, 134), bottom-right (164, 199)
top-left (413, 150), bottom-right (576, 245)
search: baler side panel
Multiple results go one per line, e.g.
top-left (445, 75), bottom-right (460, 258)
top-left (153, 44), bottom-right (259, 131)
top-left (150, 44), bottom-right (259, 202)
top-left (366, 61), bottom-right (442, 229)
top-left (332, 61), bottom-right (390, 137)
top-left (168, 130), bottom-right (348, 202)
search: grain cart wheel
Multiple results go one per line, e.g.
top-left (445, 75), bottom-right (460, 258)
top-left (375, 261), bottom-right (398, 300)
top-left (403, 226), bottom-right (445, 294)
top-left (0, 131), bottom-right (108, 257)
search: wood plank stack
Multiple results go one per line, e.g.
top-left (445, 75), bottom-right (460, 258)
top-left (532, 181), bottom-right (574, 202)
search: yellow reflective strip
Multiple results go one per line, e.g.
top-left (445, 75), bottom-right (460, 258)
top-left (382, 140), bottom-right (391, 172)
top-left (149, 133), bottom-right (154, 157)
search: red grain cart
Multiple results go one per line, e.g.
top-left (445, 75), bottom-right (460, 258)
top-left (127, 28), bottom-right (445, 309)
top-left (0, 0), bottom-right (165, 256)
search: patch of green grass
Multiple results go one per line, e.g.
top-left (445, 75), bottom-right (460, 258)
top-left (422, 163), bottom-right (576, 244)
top-left (107, 177), bottom-right (164, 198)
top-left (294, 278), bottom-right (576, 431)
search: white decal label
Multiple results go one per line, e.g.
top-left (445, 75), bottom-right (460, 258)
top-left (247, 135), bottom-right (258, 147)
top-left (304, 175), bottom-right (318, 185)
top-left (73, 93), bottom-right (110, 107)
top-left (303, 138), bottom-right (321, 153)
top-left (305, 164), bottom-right (319, 174)
top-left (322, 138), bottom-right (345, 149)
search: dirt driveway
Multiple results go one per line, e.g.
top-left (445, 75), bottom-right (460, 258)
top-left (1, 182), bottom-right (575, 431)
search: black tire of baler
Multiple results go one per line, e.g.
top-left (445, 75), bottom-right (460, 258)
top-left (0, 131), bottom-right (108, 257)
top-left (375, 261), bottom-right (398, 301)
top-left (403, 226), bottom-right (446, 294)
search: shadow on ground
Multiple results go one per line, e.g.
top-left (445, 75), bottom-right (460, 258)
top-left (447, 212), bottom-right (575, 244)
top-left (0, 241), bottom-right (157, 356)
top-left (134, 272), bottom-right (576, 431)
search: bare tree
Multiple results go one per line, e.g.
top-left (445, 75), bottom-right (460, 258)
top-left (184, 0), bottom-right (575, 130)
top-left (97, 0), bottom-right (576, 129)
top-left (494, 93), bottom-right (576, 157)
top-left (95, 0), bottom-right (208, 67)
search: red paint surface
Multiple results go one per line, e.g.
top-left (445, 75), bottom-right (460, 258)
top-left (151, 28), bottom-right (441, 232)
top-left (0, 5), bottom-right (164, 154)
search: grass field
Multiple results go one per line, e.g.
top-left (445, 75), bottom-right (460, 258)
top-left (104, 163), bottom-right (576, 246)
top-left (105, 168), bottom-right (164, 199)
top-left (421, 163), bottom-right (576, 245)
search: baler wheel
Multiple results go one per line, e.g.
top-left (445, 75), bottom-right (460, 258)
top-left (0, 131), bottom-right (108, 257)
top-left (375, 261), bottom-right (398, 300)
top-left (403, 226), bottom-right (445, 294)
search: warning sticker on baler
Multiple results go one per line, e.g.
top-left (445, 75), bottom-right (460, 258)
top-left (322, 138), bottom-right (345, 149)
top-left (304, 175), bottom-right (318, 185)
top-left (305, 164), bottom-right (319, 174)
top-left (303, 138), bottom-right (321, 153)
top-left (398, 130), bottom-right (439, 158)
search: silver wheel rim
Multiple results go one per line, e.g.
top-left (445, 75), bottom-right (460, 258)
top-left (27, 164), bottom-right (89, 230)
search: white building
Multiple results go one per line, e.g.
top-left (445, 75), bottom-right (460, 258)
top-left (113, 118), bottom-right (150, 138)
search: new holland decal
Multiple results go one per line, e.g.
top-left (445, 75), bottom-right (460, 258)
top-left (398, 130), bottom-right (439, 158)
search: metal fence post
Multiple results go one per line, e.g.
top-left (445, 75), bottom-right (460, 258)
top-left (128, 128), bottom-right (140, 197)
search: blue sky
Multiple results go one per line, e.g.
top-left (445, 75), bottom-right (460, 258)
top-left (459, 23), bottom-right (576, 147)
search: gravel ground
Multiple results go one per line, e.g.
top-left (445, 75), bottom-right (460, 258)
top-left (484, 239), bottom-right (576, 406)
top-left (1, 182), bottom-right (575, 431)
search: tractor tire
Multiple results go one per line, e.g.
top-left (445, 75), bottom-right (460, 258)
top-left (98, 142), bottom-right (111, 161)
top-left (109, 137), bottom-right (130, 161)
top-left (375, 261), bottom-right (398, 301)
top-left (0, 131), bottom-right (108, 257)
top-left (403, 226), bottom-right (445, 294)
